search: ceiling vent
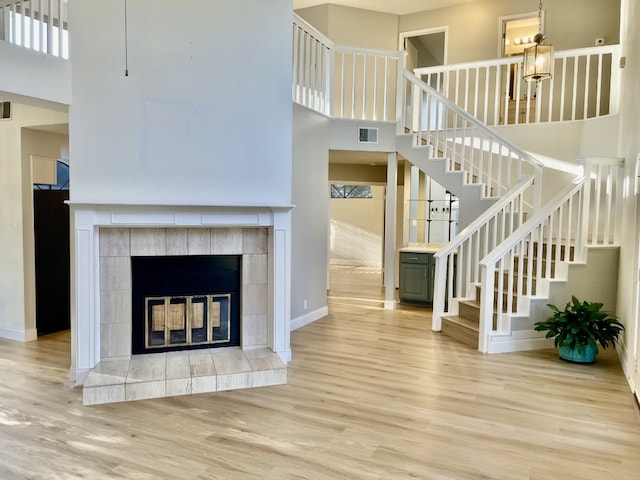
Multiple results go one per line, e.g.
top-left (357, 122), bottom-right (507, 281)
top-left (358, 127), bottom-right (378, 144)
top-left (1, 102), bottom-right (11, 120)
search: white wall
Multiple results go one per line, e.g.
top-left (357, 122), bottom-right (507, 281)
top-left (69, 0), bottom-right (292, 207)
top-left (291, 105), bottom-right (330, 327)
top-left (0, 42), bottom-right (71, 105)
top-left (0, 102), bottom-right (68, 341)
top-left (616, 0), bottom-right (640, 399)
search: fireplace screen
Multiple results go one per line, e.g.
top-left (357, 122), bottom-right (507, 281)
top-left (145, 294), bottom-right (231, 349)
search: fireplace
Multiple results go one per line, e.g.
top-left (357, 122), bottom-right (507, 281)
top-left (70, 203), bottom-right (292, 404)
top-left (131, 255), bottom-right (241, 354)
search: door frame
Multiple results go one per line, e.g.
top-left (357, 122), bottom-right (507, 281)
top-left (498, 11), bottom-right (543, 58)
top-left (398, 26), bottom-right (449, 70)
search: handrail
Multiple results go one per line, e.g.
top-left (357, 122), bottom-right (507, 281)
top-left (404, 71), bottom-right (544, 170)
top-left (414, 44), bottom-right (621, 126)
top-left (431, 176), bottom-right (537, 330)
top-left (400, 70), bottom-right (543, 201)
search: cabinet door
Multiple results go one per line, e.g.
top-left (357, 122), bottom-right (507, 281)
top-left (400, 263), bottom-right (428, 301)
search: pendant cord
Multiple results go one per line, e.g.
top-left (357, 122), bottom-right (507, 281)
top-left (538, 0), bottom-right (543, 34)
top-left (124, 0), bottom-right (129, 76)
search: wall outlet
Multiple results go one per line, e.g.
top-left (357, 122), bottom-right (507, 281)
top-left (595, 37), bottom-right (605, 46)
top-left (303, 300), bottom-right (308, 310)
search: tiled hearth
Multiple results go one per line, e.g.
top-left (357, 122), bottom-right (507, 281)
top-left (83, 347), bottom-right (286, 405)
top-left (70, 204), bottom-right (293, 406)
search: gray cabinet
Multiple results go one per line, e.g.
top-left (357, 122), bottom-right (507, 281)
top-left (399, 251), bottom-right (434, 306)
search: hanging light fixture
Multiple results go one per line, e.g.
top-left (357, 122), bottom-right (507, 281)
top-left (523, 0), bottom-right (553, 82)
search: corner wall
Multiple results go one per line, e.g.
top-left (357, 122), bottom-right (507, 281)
top-left (291, 105), bottom-right (330, 329)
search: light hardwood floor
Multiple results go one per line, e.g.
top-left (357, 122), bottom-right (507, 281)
top-left (0, 265), bottom-right (639, 479)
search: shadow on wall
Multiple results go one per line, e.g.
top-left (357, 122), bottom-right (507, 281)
top-left (329, 219), bottom-right (382, 268)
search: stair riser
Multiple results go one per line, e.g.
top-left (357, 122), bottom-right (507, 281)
top-left (441, 318), bottom-right (478, 348)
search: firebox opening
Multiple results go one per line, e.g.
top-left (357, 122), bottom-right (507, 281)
top-left (131, 255), bottom-right (240, 355)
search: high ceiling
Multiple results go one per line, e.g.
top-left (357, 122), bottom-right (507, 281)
top-left (293, 0), bottom-right (479, 16)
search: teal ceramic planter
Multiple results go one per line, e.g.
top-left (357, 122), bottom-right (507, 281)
top-left (559, 344), bottom-right (596, 363)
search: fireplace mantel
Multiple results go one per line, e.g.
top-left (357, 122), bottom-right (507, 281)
top-left (69, 202), bottom-right (293, 385)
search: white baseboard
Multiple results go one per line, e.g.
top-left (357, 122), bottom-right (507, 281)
top-left (487, 330), bottom-right (554, 354)
top-left (384, 300), bottom-right (396, 310)
top-left (0, 326), bottom-right (38, 342)
top-left (291, 306), bottom-right (328, 331)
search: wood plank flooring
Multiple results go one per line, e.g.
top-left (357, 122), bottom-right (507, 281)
top-left (0, 265), bottom-right (639, 479)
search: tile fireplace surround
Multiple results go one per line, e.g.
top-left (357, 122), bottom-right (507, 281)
top-left (69, 204), bottom-right (292, 405)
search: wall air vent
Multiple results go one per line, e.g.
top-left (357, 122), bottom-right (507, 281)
top-left (1, 102), bottom-right (11, 120)
top-left (358, 127), bottom-right (378, 144)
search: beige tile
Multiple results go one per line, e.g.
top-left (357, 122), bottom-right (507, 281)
top-left (242, 254), bottom-right (268, 285)
top-left (189, 349), bottom-right (216, 377)
top-left (244, 348), bottom-right (286, 370)
top-left (130, 228), bottom-right (167, 256)
top-left (99, 228), bottom-right (130, 257)
top-left (242, 284), bottom-right (268, 315)
top-left (100, 257), bottom-right (131, 292)
top-left (166, 229), bottom-right (189, 256)
top-left (242, 228), bottom-right (268, 254)
top-left (125, 380), bottom-right (166, 401)
top-left (166, 351), bottom-right (191, 379)
top-left (126, 353), bottom-right (166, 383)
top-left (166, 378), bottom-right (192, 397)
top-left (83, 358), bottom-right (131, 388)
top-left (83, 384), bottom-right (126, 406)
top-left (100, 323), bottom-right (132, 359)
top-left (211, 347), bottom-right (252, 375)
top-left (241, 314), bottom-right (268, 347)
top-left (188, 229), bottom-right (211, 255)
top-left (212, 228), bottom-right (243, 255)
top-left (100, 289), bottom-right (131, 325)
top-left (251, 368), bottom-right (287, 388)
top-left (217, 372), bottom-right (252, 392)
top-left (191, 375), bottom-right (218, 395)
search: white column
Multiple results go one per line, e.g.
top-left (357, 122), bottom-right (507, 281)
top-left (70, 206), bottom-right (99, 383)
top-left (271, 210), bottom-right (292, 363)
top-left (384, 152), bottom-right (398, 310)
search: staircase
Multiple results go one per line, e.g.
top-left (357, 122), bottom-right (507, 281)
top-left (292, 14), bottom-right (624, 355)
top-left (440, 242), bottom-right (570, 349)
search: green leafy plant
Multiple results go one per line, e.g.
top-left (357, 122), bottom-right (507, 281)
top-left (534, 296), bottom-right (624, 354)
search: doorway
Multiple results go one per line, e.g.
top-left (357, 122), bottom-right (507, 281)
top-left (399, 27), bottom-right (448, 73)
top-left (33, 160), bottom-right (70, 335)
top-left (499, 12), bottom-right (541, 57)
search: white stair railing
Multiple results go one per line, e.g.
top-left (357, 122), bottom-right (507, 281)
top-left (415, 45), bottom-right (621, 126)
top-left (398, 71), bottom-right (543, 199)
top-left (431, 177), bottom-right (537, 331)
top-left (0, 0), bottom-right (68, 58)
top-left (293, 14), bottom-right (402, 121)
top-left (477, 157), bottom-right (624, 353)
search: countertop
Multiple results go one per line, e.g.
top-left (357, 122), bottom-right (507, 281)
top-left (399, 243), bottom-right (446, 254)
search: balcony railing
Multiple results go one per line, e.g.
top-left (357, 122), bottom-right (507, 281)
top-left (293, 14), bottom-right (401, 121)
top-left (414, 45), bottom-right (621, 126)
top-left (0, 0), bottom-right (68, 58)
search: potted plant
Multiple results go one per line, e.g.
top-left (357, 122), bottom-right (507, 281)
top-left (534, 296), bottom-right (624, 364)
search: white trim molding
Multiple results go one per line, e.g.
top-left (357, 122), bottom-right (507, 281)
top-left (291, 306), bottom-right (329, 331)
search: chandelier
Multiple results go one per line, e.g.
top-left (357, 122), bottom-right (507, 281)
top-left (523, 0), bottom-right (553, 82)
